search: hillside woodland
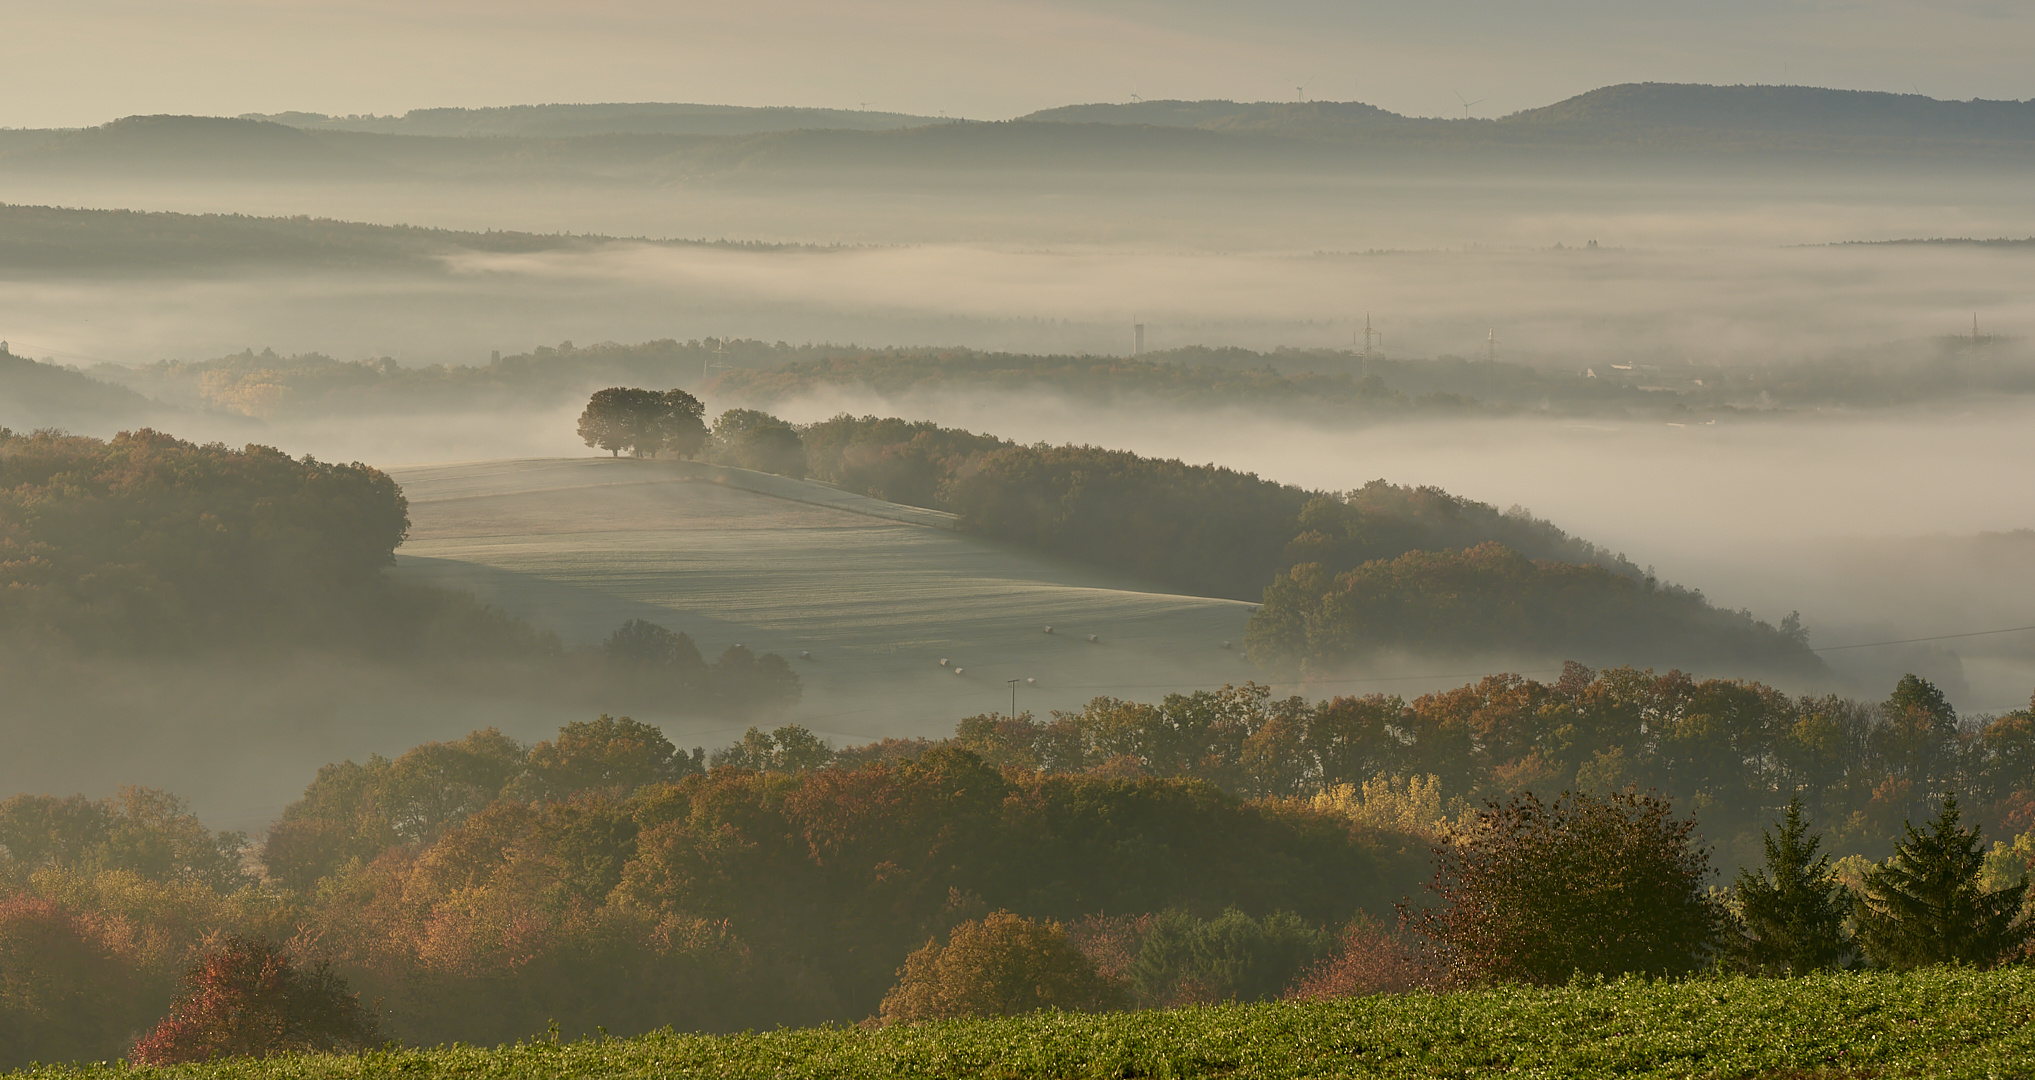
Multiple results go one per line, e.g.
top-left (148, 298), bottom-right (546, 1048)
top-left (0, 428), bottom-right (797, 714)
top-left (3, 666), bottom-right (2033, 1063)
top-left (692, 407), bottom-right (1820, 679)
top-left (0, 347), bottom-right (160, 432)
top-left (0, 727), bottom-right (1420, 1060)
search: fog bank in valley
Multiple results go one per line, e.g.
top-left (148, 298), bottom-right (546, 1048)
top-left (2, 237), bottom-right (2030, 373)
top-left (764, 384), bottom-right (2035, 714)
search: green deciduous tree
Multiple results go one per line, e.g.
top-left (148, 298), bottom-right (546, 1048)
top-left (1856, 795), bottom-right (2032, 970)
top-left (577, 387), bottom-right (705, 458)
top-left (1727, 796), bottom-right (1853, 975)
top-left (709, 409), bottom-right (808, 477)
top-left (0, 788), bottom-right (246, 892)
top-left (659, 389), bottom-right (709, 458)
top-left (1126, 908), bottom-right (1331, 1005)
top-left (1405, 788), bottom-right (1722, 985)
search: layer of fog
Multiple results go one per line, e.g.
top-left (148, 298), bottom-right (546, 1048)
top-left (4, 156), bottom-right (2033, 250)
top-left (4, 237), bottom-right (2031, 372)
top-left (0, 652), bottom-right (769, 834)
top-left (765, 383), bottom-right (2035, 714)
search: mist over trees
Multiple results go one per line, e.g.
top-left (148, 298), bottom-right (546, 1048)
top-left (643, 406), bottom-right (1819, 676)
top-left (10, 70), bottom-right (2035, 1072)
top-left (0, 427), bottom-right (798, 719)
top-left (0, 344), bottom-right (159, 431)
top-left (5, 661), bottom-right (2034, 1060)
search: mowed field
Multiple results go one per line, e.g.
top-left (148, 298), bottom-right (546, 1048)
top-left (390, 457), bottom-right (1258, 748)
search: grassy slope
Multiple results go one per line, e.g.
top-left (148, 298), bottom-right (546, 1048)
top-left (20, 970), bottom-right (2034, 1078)
top-left (389, 458), bottom-right (1256, 745)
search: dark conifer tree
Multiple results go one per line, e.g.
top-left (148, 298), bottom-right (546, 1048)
top-left (1728, 796), bottom-right (1852, 974)
top-left (1856, 794), bottom-right (2032, 970)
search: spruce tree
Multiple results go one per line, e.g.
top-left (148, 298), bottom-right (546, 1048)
top-left (1856, 794), bottom-right (2033, 970)
top-left (1729, 796), bottom-right (1852, 974)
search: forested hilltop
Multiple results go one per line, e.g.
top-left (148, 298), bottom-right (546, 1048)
top-left (0, 345), bottom-right (161, 431)
top-left (0, 428), bottom-right (798, 715)
top-left (682, 406), bottom-right (1821, 680)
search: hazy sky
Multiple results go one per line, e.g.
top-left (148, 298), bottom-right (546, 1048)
top-left (5, 0), bottom-right (2032, 129)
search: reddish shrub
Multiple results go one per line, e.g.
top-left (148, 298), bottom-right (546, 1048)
top-left (1062, 913), bottom-right (1158, 982)
top-left (130, 936), bottom-right (380, 1064)
top-left (1285, 914), bottom-right (1424, 1000)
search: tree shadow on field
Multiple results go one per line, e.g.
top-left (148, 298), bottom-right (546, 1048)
top-left (390, 554), bottom-right (762, 649)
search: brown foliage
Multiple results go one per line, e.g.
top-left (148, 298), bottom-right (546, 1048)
top-left (1404, 788), bottom-right (1723, 985)
top-left (878, 912), bottom-right (1127, 1023)
top-left (1285, 914), bottom-right (1425, 1000)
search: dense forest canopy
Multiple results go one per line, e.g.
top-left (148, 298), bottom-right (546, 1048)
top-left (1248, 541), bottom-right (1819, 681)
top-left (937, 669), bottom-right (2031, 863)
top-left (0, 730), bottom-right (1415, 1057)
top-left (4, 664), bottom-right (2032, 1061)
top-left (0, 428), bottom-right (412, 653)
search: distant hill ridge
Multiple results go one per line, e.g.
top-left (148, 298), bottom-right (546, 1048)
top-left (1505, 83), bottom-right (2035, 140)
top-left (1021, 83), bottom-right (2035, 141)
top-left (6, 83), bottom-right (2034, 180)
top-left (242, 101), bottom-right (946, 138)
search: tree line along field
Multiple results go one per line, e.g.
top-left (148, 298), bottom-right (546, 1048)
top-left (11, 969), bottom-right (2035, 1079)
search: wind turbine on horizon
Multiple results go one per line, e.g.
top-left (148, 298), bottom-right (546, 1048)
top-left (1455, 90), bottom-right (1486, 119)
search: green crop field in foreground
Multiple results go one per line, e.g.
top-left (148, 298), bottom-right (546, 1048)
top-left (21, 970), bottom-right (2035, 1079)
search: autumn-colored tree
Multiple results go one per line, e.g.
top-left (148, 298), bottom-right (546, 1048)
top-left (1285, 913), bottom-right (1423, 1000)
top-left (1855, 795), bottom-right (2032, 970)
top-left (878, 912), bottom-right (1126, 1023)
top-left (130, 936), bottom-right (380, 1064)
top-left (710, 724), bottom-right (834, 772)
top-left (523, 714), bottom-right (702, 796)
top-left (1405, 788), bottom-right (1722, 985)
